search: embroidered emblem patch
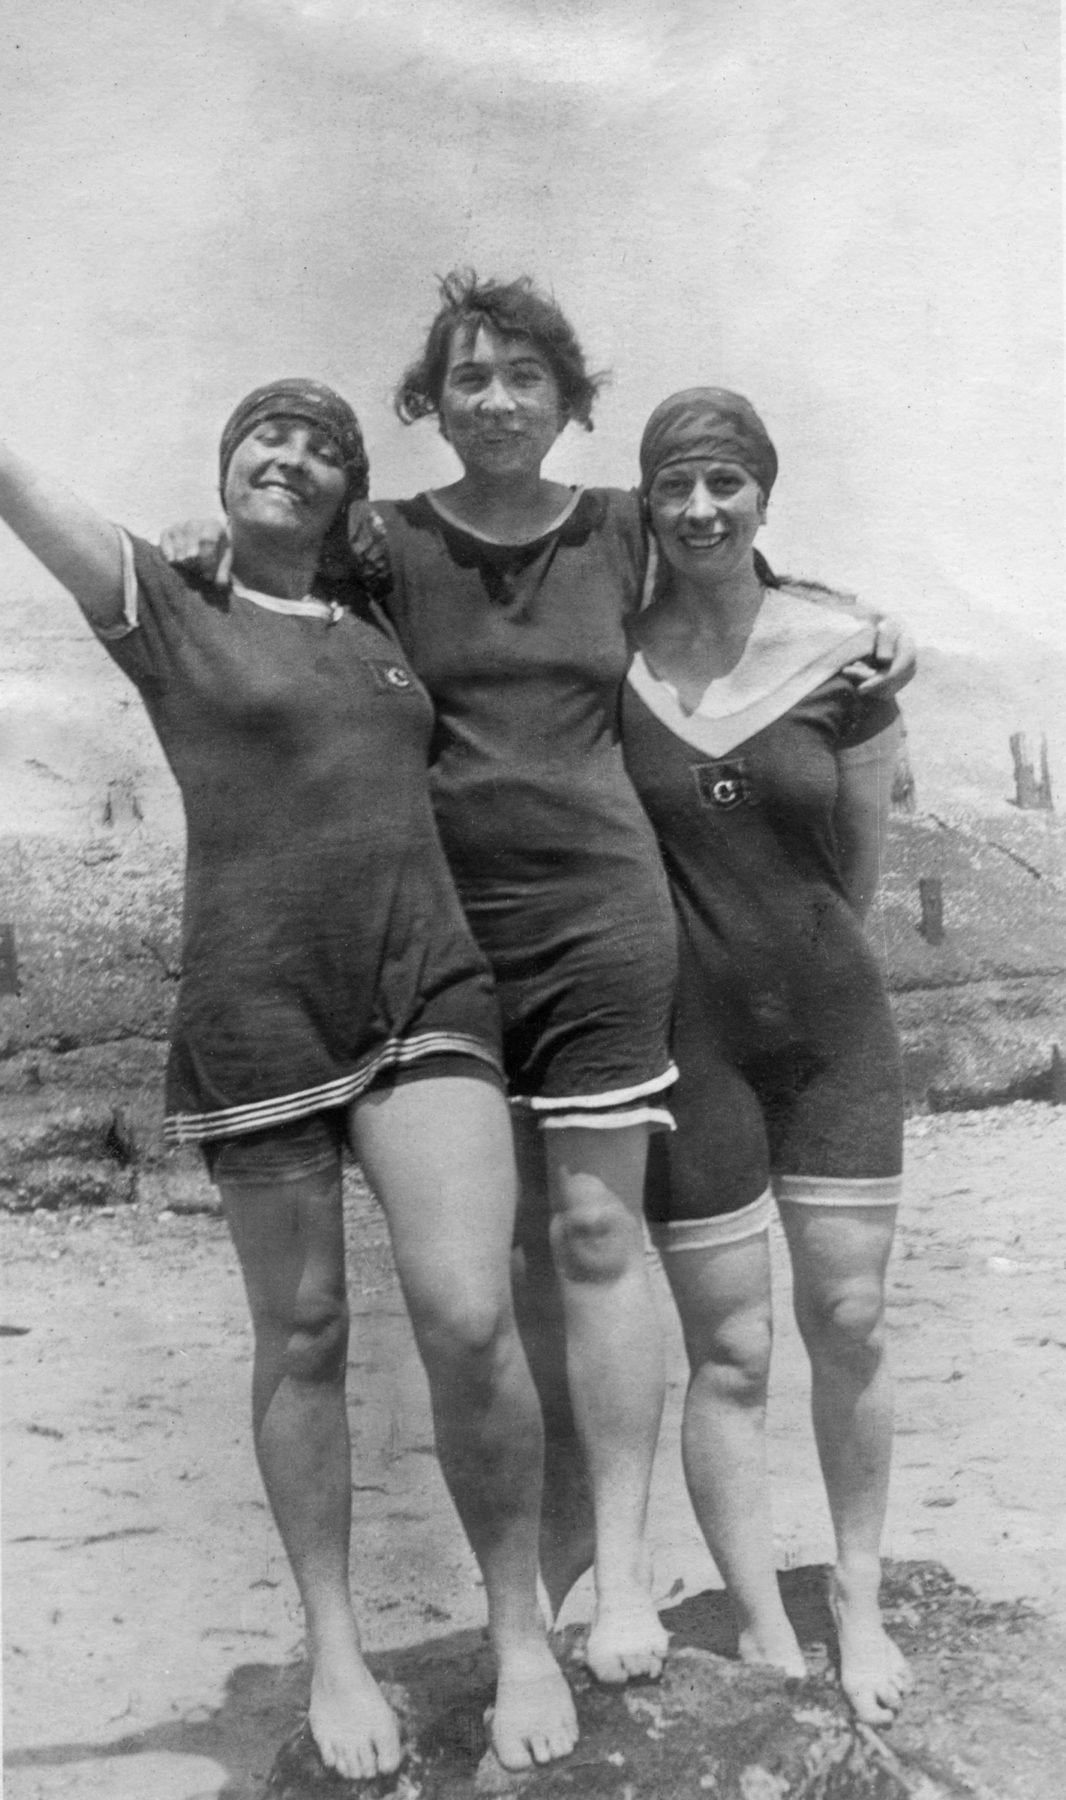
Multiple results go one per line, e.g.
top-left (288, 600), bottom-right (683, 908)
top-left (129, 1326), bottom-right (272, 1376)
top-left (692, 761), bottom-right (755, 810)
top-left (365, 659), bottom-right (416, 694)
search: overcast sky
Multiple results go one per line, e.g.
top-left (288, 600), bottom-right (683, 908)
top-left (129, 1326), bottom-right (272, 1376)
top-left (1, 0), bottom-right (1061, 653)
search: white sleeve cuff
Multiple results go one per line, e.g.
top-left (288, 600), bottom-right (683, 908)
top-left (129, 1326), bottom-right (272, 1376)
top-left (92, 527), bottom-right (140, 639)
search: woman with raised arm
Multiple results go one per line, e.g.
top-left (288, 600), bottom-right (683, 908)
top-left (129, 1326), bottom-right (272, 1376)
top-left (0, 380), bottom-right (578, 1782)
top-left (623, 388), bottom-right (912, 1726)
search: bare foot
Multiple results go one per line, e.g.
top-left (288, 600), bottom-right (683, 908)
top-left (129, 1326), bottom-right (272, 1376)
top-left (829, 1566), bottom-right (913, 1726)
top-left (489, 1639), bottom-right (579, 1770)
top-left (307, 1621), bottom-right (403, 1783)
top-left (585, 1581), bottom-right (669, 1684)
top-left (737, 1616), bottom-right (808, 1679)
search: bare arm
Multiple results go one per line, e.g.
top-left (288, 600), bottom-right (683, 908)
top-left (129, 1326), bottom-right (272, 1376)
top-left (833, 718), bottom-right (903, 920)
top-left (0, 439), bottom-right (125, 631)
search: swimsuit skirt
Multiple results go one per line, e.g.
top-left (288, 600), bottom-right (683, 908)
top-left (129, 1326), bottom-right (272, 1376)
top-left (374, 490), bottom-right (677, 1126)
top-left (97, 536), bottom-right (502, 1143)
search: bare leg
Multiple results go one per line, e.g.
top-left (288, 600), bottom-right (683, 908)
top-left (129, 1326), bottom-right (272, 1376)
top-left (544, 1125), bottom-right (668, 1683)
top-left (511, 1119), bottom-right (595, 1621)
top-left (353, 1077), bottom-right (577, 1770)
top-left (780, 1202), bottom-right (912, 1725)
top-left (661, 1228), bottom-right (806, 1676)
top-left (221, 1167), bottom-right (402, 1784)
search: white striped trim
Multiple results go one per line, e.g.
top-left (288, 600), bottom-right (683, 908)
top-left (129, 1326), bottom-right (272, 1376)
top-left (163, 1032), bottom-right (501, 1145)
top-left (773, 1172), bottom-right (902, 1208)
top-left (538, 1105), bottom-right (676, 1133)
top-left (648, 1187), bottom-right (773, 1254)
top-left (518, 1064), bottom-right (679, 1113)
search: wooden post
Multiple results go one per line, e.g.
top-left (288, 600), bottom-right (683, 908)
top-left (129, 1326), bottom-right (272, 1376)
top-left (1038, 737), bottom-right (1054, 810)
top-left (1049, 1045), bottom-right (1066, 1106)
top-left (918, 877), bottom-right (944, 945)
top-left (0, 922), bottom-right (19, 995)
top-left (1010, 733), bottom-right (1054, 810)
top-left (101, 778), bottom-right (143, 831)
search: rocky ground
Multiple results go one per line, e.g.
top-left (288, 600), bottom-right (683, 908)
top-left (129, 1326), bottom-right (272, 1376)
top-left (3, 1101), bottom-right (1066, 1799)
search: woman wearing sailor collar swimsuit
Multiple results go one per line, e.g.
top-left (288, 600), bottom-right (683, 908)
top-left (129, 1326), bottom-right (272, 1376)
top-left (623, 388), bottom-right (913, 1727)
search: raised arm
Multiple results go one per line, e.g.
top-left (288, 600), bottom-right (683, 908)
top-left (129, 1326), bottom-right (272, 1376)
top-left (833, 716), bottom-right (903, 920)
top-left (0, 440), bottom-right (125, 632)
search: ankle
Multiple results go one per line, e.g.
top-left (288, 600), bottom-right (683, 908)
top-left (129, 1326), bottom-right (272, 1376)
top-left (831, 1557), bottom-right (882, 1602)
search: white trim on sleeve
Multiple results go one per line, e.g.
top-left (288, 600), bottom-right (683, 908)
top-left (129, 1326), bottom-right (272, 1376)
top-left (92, 526), bottom-right (140, 639)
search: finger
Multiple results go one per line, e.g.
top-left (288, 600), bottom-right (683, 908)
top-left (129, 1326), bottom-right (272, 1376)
top-left (216, 542), bottom-right (233, 587)
top-left (872, 621), bottom-right (899, 662)
top-left (843, 659), bottom-right (889, 696)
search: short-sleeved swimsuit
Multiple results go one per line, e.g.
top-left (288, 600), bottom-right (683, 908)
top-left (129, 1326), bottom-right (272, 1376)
top-left (374, 489), bottom-right (677, 1128)
top-left (97, 535), bottom-right (503, 1148)
top-left (621, 603), bottom-right (903, 1231)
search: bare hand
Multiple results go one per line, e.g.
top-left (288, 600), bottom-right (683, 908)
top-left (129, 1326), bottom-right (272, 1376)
top-left (158, 518), bottom-right (230, 586)
top-left (843, 616), bottom-right (917, 698)
top-left (347, 501), bottom-right (392, 597)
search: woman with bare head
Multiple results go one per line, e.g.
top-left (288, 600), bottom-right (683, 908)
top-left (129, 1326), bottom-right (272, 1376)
top-left (378, 271), bottom-right (680, 1684)
top-left (0, 379), bottom-right (578, 1782)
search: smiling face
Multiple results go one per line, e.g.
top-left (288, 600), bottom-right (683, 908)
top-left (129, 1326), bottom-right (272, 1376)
top-left (223, 416), bottom-right (349, 549)
top-left (647, 458), bottom-right (767, 583)
top-left (437, 324), bottom-right (565, 481)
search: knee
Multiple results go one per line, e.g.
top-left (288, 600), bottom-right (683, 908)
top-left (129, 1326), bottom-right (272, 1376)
top-left (689, 1308), bottom-right (772, 1402)
top-left (278, 1294), bottom-right (350, 1384)
top-left (550, 1199), bottom-right (638, 1285)
top-left (417, 1285), bottom-right (512, 1370)
top-left (797, 1282), bottom-right (885, 1365)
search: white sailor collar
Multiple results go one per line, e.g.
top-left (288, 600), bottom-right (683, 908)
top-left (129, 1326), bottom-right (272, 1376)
top-left (628, 582), bottom-right (874, 759)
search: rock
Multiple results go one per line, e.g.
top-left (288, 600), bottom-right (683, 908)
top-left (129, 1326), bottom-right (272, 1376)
top-left (0, 1156), bottom-right (136, 1212)
top-left (1, 1094), bottom-right (131, 1164)
top-left (256, 1563), bottom-right (1048, 1799)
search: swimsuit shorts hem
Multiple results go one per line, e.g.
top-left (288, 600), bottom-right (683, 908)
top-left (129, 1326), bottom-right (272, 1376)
top-left (536, 1104), bottom-right (675, 1133)
top-left (647, 1188), bottom-right (773, 1253)
top-left (511, 1066), bottom-right (677, 1133)
top-left (165, 1032), bottom-right (502, 1146)
top-left (202, 1112), bottom-right (346, 1186)
top-left (514, 1064), bottom-right (678, 1112)
top-left (773, 1172), bottom-right (902, 1207)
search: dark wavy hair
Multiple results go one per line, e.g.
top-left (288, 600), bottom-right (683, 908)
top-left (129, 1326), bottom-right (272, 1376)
top-left (394, 269), bottom-right (607, 432)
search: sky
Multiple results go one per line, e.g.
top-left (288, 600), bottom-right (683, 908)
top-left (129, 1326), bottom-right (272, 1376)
top-left (1, 0), bottom-right (1062, 655)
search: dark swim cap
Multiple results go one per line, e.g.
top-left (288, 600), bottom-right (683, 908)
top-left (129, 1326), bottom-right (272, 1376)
top-left (218, 378), bottom-right (370, 505)
top-left (639, 387), bottom-right (777, 497)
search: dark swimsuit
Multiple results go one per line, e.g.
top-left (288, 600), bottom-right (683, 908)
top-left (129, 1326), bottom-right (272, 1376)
top-left (97, 535), bottom-right (502, 1146)
top-left (375, 489), bottom-right (678, 1128)
top-left (622, 646), bottom-right (903, 1222)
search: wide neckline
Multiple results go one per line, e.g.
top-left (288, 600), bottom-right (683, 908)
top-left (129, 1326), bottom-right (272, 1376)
top-left (424, 487), bottom-right (584, 547)
top-left (627, 590), bottom-right (875, 758)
